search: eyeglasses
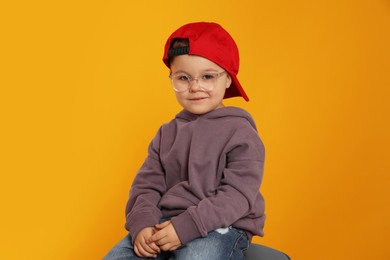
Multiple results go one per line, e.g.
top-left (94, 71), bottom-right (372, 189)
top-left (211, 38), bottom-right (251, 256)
top-left (169, 71), bottom-right (227, 92)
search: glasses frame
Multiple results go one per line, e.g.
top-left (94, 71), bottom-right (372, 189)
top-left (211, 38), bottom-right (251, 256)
top-left (169, 71), bottom-right (227, 93)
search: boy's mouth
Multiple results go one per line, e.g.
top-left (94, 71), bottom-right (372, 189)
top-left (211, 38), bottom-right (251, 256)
top-left (189, 96), bottom-right (207, 101)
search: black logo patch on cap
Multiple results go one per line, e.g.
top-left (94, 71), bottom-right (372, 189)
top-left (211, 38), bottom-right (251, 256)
top-left (168, 46), bottom-right (189, 58)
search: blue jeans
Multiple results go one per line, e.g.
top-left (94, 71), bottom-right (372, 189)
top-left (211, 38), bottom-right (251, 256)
top-left (103, 227), bottom-right (249, 260)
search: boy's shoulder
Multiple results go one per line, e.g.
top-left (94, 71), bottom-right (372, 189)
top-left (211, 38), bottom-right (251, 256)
top-left (205, 106), bottom-right (257, 129)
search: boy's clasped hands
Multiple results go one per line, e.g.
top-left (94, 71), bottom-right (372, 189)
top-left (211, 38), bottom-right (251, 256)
top-left (134, 220), bottom-right (182, 258)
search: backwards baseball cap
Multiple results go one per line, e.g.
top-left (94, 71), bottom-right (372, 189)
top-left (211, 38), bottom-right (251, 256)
top-left (162, 22), bottom-right (249, 101)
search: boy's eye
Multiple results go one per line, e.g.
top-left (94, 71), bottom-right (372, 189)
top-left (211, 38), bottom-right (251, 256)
top-left (177, 75), bottom-right (190, 81)
top-left (202, 74), bottom-right (216, 80)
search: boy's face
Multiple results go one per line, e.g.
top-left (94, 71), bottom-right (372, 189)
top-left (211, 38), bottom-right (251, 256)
top-left (170, 55), bottom-right (231, 115)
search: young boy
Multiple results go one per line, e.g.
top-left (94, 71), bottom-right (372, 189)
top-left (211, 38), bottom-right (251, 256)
top-left (104, 22), bottom-right (265, 260)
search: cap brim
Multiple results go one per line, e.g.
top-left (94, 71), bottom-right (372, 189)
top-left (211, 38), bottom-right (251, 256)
top-left (224, 74), bottom-right (249, 101)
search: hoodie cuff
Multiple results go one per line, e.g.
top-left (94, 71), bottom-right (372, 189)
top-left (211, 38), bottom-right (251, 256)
top-left (171, 210), bottom-right (202, 245)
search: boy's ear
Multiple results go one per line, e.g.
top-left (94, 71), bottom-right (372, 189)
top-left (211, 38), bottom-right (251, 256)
top-left (226, 74), bottom-right (232, 89)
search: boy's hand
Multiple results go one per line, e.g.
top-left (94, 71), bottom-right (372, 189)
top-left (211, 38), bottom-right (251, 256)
top-left (134, 227), bottom-right (160, 258)
top-left (148, 221), bottom-right (182, 251)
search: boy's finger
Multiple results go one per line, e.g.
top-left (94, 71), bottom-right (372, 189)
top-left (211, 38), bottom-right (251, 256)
top-left (138, 244), bottom-right (157, 258)
top-left (160, 242), bottom-right (176, 252)
top-left (140, 237), bottom-right (159, 255)
top-left (155, 221), bottom-right (171, 229)
top-left (134, 245), bottom-right (141, 257)
top-left (147, 241), bottom-right (161, 252)
top-left (150, 230), bottom-right (167, 242)
top-left (142, 241), bottom-right (160, 254)
top-left (154, 236), bottom-right (171, 247)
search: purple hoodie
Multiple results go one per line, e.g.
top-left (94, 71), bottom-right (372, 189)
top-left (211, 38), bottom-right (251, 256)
top-left (125, 107), bottom-right (265, 244)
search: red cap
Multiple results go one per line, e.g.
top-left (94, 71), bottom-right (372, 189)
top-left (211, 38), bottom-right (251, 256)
top-left (162, 22), bottom-right (249, 101)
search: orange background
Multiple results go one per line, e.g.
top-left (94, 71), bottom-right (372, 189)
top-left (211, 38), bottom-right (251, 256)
top-left (1, 0), bottom-right (389, 259)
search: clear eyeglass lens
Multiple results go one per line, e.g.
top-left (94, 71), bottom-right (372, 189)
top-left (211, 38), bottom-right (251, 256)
top-left (171, 72), bottom-right (225, 92)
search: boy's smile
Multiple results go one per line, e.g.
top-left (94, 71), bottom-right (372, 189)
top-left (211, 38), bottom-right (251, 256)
top-left (170, 55), bottom-right (231, 115)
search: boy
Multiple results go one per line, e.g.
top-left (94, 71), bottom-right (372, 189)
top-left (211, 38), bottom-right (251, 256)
top-left (104, 22), bottom-right (265, 260)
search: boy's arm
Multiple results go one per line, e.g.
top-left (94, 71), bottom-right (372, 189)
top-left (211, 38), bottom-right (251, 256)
top-left (125, 127), bottom-right (166, 243)
top-left (171, 126), bottom-right (265, 245)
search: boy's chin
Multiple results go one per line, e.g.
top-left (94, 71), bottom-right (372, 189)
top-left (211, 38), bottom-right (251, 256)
top-left (184, 106), bottom-right (221, 115)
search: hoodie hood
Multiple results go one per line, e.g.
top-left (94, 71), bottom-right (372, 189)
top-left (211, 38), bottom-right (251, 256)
top-left (175, 107), bottom-right (258, 131)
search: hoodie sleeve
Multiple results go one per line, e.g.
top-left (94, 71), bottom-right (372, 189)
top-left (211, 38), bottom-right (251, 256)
top-left (124, 127), bottom-right (166, 243)
top-left (171, 124), bottom-right (265, 244)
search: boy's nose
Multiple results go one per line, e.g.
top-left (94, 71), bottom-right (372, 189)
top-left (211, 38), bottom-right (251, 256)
top-left (188, 78), bottom-right (202, 92)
